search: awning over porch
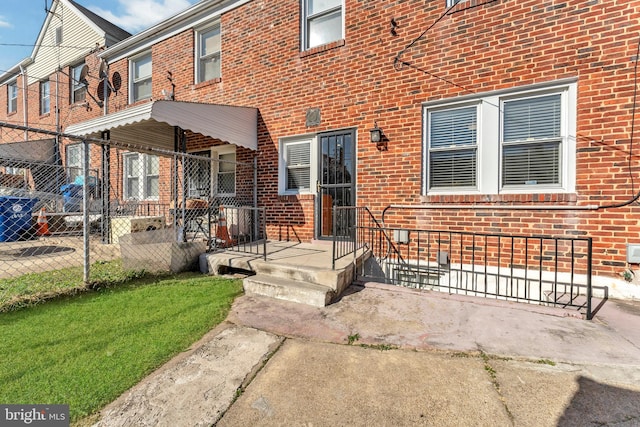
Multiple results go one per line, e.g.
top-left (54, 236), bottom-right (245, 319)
top-left (64, 101), bottom-right (258, 151)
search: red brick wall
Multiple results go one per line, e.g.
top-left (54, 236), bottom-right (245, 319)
top-left (11, 0), bottom-right (639, 278)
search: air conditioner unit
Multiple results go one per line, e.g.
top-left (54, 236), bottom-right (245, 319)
top-left (110, 215), bottom-right (166, 244)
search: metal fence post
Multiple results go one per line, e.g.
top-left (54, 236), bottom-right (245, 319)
top-left (82, 139), bottom-right (90, 283)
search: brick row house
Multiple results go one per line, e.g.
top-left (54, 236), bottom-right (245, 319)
top-left (2, 0), bottom-right (640, 298)
top-left (0, 0), bottom-right (130, 216)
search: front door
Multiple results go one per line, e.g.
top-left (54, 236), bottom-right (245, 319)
top-left (317, 129), bottom-right (356, 238)
top-left (187, 150), bottom-right (211, 199)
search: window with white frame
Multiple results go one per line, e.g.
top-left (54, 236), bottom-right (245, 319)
top-left (217, 151), bottom-right (236, 196)
top-left (446, 0), bottom-right (465, 6)
top-left (40, 80), bottom-right (50, 115)
top-left (302, 0), bottom-right (343, 50)
top-left (130, 53), bottom-right (152, 102)
top-left (7, 81), bottom-right (17, 113)
top-left (66, 143), bottom-right (85, 182)
top-left (71, 64), bottom-right (86, 104)
top-left (280, 138), bottom-right (312, 193)
top-left (423, 81), bottom-right (576, 195)
top-left (123, 153), bottom-right (159, 200)
top-left (197, 23), bottom-right (221, 83)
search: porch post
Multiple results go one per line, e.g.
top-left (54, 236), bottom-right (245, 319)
top-left (101, 130), bottom-right (111, 243)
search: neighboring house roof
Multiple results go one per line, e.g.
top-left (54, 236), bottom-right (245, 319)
top-left (67, 0), bottom-right (131, 43)
top-left (101, 0), bottom-right (251, 62)
top-left (0, 0), bottom-right (130, 83)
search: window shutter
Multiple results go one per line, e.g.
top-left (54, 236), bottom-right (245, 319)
top-left (429, 106), bottom-right (477, 188)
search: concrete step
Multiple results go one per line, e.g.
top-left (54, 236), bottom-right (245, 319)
top-left (243, 274), bottom-right (334, 307)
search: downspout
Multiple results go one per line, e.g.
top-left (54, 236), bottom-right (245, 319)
top-left (19, 64), bottom-right (28, 140)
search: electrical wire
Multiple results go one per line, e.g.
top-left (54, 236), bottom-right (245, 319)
top-left (394, 1), bottom-right (640, 211)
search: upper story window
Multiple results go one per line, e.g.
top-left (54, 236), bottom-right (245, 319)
top-left (302, 0), bottom-right (343, 50)
top-left (446, 0), bottom-right (465, 6)
top-left (7, 81), bottom-right (17, 114)
top-left (40, 80), bottom-right (50, 115)
top-left (130, 53), bottom-right (152, 102)
top-left (71, 64), bottom-right (86, 104)
top-left (196, 23), bottom-right (221, 83)
top-left (423, 81), bottom-right (576, 195)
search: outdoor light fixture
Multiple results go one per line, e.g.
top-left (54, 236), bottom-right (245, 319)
top-left (370, 122), bottom-right (384, 143)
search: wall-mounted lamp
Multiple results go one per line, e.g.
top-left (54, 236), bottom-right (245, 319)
top-left (370, 122), bottom-right (384, 143)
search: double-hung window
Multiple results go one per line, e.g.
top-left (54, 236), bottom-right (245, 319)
top-left (197, 24), bottom-right (221, 83)
top-left (281, 139), bottom-right (312, 193)
top-left (427, 105), bottom-right (478, 189)
top-left (7, 81), bottom-right (17, 113)
top-left (217, 151), bottom-right (236, 196)
top-left (501, 94), bottom-right (562, 188)
top-left (302, 0), bottom-right (343, 50)
top-left (71, 64), bottom-right (86, 104)
top-left (131, 53), bottom-right (152, 102)
top-left (123, 153), bottom-right (159, 200)
top-left (40, 80), bottom-right (50, 115)
top-left (66, 143), bottom-right (85, 182)
top-left (424, 81), bottom-right (576, 195)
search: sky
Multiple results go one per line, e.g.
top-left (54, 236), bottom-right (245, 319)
top-left (0, 0), bottom-right (198, 73)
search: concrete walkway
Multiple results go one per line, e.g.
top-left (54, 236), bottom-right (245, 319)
top-left (92, 283), bottom-right (640, 427)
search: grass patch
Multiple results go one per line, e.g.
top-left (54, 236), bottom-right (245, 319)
top-left (0, 273), bottom-right (243, 422)
top-left (0, 260), bottom-right (166, 312)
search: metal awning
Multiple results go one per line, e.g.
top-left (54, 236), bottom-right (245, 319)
top-left (64, 101), bottom-right (258, 151)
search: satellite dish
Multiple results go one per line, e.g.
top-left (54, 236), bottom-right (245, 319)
top-left (99, 59), bottom-right (108, 79)
top-left (79, 64), bottom-right (89, 85)
top-left (111, 72), bottom-right (122, 91)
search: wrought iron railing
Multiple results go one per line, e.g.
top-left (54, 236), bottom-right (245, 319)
top-left (210, 206), bottom-right (267, 260)
top-left (332, 206), bottom-right (595, 319)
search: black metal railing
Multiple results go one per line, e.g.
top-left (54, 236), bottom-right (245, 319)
top-left (211, 206), bottom-right (267, 260)
top-left (332, 206), bottom-right (400, 269)
top-left (331, 207), bottom-right (594, 319)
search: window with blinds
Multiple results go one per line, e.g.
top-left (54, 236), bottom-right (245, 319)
top-left (502, 94), bottom-right (561, 187)
top-left (286, 141), bottom-right (311, 191)
top-left (428, 106), bottom-right (478, 189)
top-left (422, 81), bottom-right (575, 195)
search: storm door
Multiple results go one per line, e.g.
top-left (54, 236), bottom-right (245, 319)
top-left (316, 129), bottom-right (356, 238)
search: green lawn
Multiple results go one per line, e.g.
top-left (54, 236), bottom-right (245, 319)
top-left (0, 273), bottom-right (243, 422)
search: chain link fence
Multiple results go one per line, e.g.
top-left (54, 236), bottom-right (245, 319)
top-left (0, 123), bottom-right (259, 304)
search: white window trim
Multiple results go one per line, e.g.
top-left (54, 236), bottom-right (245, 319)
top-left (446, 0), bottom-right (465, 6)
top-left (7, 81), bottom-right (17, 113)
top-left (40, 80), bottom-right (50, 115)
top-left (129, 52), bottom-right (152, 103)
top-left (279, 135), bottom-right (318, 195)
top-left (71, 64), bottom-right (86, 104)
top-left (195, 22), bottom-right (221, 83)
top-left (66, 143), bottom-right (86, 182)
top-left (422, 81), bottom-right (577, 195)
top-left (212, 145), bottom-right (236, 197)
top-left (123, 152), bottom-right (159, 200)
top-left (301, 0), bottom-right (345, 51)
